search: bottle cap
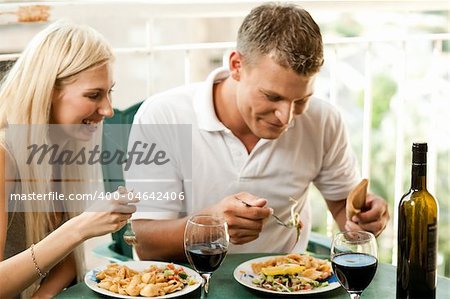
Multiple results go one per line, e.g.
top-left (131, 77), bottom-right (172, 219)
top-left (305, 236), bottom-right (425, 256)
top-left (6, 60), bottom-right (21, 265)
top-left (412, 143), bottom-right (427, 152)
top-left (412, 142), bottom-right (427, 164)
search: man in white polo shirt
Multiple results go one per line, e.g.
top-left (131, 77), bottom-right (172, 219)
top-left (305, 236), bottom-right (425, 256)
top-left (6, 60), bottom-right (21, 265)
top-left (127, 3), bottom-right (389, 261)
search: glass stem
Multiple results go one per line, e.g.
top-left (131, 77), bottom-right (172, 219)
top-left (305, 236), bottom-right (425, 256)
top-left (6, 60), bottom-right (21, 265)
top-left (349, 293), bottom-right (361, 299)
top-left (201, 273), bottom-right (211, 297)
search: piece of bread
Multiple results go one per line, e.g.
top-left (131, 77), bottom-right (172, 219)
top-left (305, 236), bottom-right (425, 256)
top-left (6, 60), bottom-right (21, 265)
top-left (346, 179), bottom-right (368, 220)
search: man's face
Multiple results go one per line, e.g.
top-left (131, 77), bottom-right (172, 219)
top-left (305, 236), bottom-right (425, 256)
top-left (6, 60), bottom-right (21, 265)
top-left (232, 53), bottom-right (316, 139)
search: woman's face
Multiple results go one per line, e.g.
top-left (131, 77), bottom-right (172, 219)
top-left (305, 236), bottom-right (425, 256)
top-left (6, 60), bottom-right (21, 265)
top-left (50, 63), bottom-right (114, 141)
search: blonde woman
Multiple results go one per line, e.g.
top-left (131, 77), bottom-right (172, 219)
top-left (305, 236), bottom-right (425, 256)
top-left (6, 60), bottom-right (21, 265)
top-left (0, 21), bottom-right (137, 298)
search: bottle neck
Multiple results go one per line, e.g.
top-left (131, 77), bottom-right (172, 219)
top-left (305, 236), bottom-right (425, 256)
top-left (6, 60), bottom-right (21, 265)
top-left (411, 163), bottom-right (427, 190)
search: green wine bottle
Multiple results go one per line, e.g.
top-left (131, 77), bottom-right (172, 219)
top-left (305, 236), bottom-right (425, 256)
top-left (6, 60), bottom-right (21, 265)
top-left (397, 143), bottom-right (439, 298)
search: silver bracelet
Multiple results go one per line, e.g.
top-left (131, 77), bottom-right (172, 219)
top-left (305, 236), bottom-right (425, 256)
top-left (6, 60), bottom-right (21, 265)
top-left (30, 244), bottom-right (47, 278)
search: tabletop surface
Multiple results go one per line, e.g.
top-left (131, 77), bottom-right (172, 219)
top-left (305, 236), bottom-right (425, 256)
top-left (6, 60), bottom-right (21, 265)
top-left (57, 253), bottom-right (450, 298)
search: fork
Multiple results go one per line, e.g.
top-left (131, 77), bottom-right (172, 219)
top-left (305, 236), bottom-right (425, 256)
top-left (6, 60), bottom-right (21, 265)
top-left (237, 199), bottom-right (291, 227)
top-left (123, 219), bottom-right (138, 245)
top-left (271, 213), bottom-right (291, 227)
top-left (118, 186), bottom-right (138, 245)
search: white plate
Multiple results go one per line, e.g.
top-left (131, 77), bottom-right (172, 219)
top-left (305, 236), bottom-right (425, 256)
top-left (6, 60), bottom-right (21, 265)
top-left (85, 261), bottom-right (202, 298)
top-left (233, 255), bottom-right (341, 295)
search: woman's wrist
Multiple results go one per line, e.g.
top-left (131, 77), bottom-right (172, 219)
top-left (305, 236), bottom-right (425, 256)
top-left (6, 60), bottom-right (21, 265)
top-left (60, 216), bottom-right (89, 244)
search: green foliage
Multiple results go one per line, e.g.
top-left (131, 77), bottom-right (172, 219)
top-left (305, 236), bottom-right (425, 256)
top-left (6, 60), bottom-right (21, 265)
top-left (334, 15), bottom-right (363, 37)
top-left (443, 40), bottom-right (450, 53)
top-left (437, 152), bottom-right (450, 276)
top-left (423, 11), bottom-right (448, 16)
top-left (411, 17), bottom-right (449, 53)
top-left (357, 74), bottom-right (397, 129)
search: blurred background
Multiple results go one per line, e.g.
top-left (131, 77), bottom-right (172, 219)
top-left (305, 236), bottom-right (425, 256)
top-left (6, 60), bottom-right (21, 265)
top-left (1, 0), bottom-right (449, 276)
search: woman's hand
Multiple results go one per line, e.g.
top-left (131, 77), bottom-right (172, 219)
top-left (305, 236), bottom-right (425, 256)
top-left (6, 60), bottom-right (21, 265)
top-left (74, 186), bottom-right (139, 241)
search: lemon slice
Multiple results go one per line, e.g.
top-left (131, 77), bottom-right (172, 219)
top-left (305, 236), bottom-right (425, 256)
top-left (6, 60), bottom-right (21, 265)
top-left (261, 264), bottom-right (305, 276)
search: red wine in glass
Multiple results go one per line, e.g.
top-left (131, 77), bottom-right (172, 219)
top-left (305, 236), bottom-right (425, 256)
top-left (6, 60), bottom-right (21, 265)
top-left (184, 215), bottom-right (229, 296)
top-left (186, 242), bottom-right (228, 273)
top-left (332, 253), bottom-right (377, 293)
top-left (331, 231), bottom-right (378, 299)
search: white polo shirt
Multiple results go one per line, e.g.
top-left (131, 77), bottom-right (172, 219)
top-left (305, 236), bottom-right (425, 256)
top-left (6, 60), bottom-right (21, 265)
top-left (127, 68), bottom-right (360, 253)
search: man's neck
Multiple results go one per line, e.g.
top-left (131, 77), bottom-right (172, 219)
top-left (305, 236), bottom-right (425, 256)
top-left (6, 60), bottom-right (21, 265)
top-left (213, 78), bottom-right (260, 153)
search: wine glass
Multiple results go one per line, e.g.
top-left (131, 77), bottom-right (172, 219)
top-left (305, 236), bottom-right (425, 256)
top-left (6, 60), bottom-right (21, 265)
top-left (331, 231), bottom-right (378, 299)
top-left (184, 215), bottom-right (229, 296)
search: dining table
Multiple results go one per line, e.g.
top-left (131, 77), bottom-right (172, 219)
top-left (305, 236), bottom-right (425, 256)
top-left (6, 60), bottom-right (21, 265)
top-left (56, 253), bottom-right (450, 298)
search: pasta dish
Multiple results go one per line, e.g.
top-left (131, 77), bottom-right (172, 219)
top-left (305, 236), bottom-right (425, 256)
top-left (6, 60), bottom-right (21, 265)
top-left (96, 263), bottom-right (196, 297)
top-left (250, 253), bottom-right (332, 292)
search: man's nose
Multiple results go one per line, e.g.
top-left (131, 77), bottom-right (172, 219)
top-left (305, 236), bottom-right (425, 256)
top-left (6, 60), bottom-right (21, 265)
top-left (275, 101), bottom-right (293, 125)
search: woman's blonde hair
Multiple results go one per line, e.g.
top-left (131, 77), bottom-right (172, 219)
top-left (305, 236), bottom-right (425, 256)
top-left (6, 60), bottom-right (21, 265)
top-left (0, 20), bottom-right (114, 296)
top-left (0, 20), bottom-right (113, 125)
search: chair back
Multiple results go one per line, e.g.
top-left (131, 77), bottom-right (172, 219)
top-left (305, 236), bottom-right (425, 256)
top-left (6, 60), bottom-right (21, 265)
top-left (102, 102), bottom-right (142, 258)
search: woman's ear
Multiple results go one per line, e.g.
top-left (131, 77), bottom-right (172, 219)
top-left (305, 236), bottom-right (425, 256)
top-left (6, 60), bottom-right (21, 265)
top-left (229, 51), bottom-right (242, 81)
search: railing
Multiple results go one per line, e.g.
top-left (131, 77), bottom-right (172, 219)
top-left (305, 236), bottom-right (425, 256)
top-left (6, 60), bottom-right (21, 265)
top-left (1, 1), bottom-right (449, 269)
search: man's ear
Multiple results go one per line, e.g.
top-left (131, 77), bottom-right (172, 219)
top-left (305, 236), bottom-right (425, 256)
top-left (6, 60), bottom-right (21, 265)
top-left (229, 51), bottom-right (242, 81)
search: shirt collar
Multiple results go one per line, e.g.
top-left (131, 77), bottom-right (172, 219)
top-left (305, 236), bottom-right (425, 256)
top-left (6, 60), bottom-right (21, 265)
top-left (194, 67), bottom-right (230, 132)
top-left (193, 67), bottom-right (296, 133)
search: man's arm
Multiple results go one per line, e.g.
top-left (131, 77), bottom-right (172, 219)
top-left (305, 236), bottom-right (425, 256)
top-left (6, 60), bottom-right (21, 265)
top-left (133, 218), bottom-right (187, 262)
top-left (133, 192), bottom-right (272, 261)
top-left (325, 199), bottom-right (347, 231)
top-left (326, 193), bottom-right (389, 237)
